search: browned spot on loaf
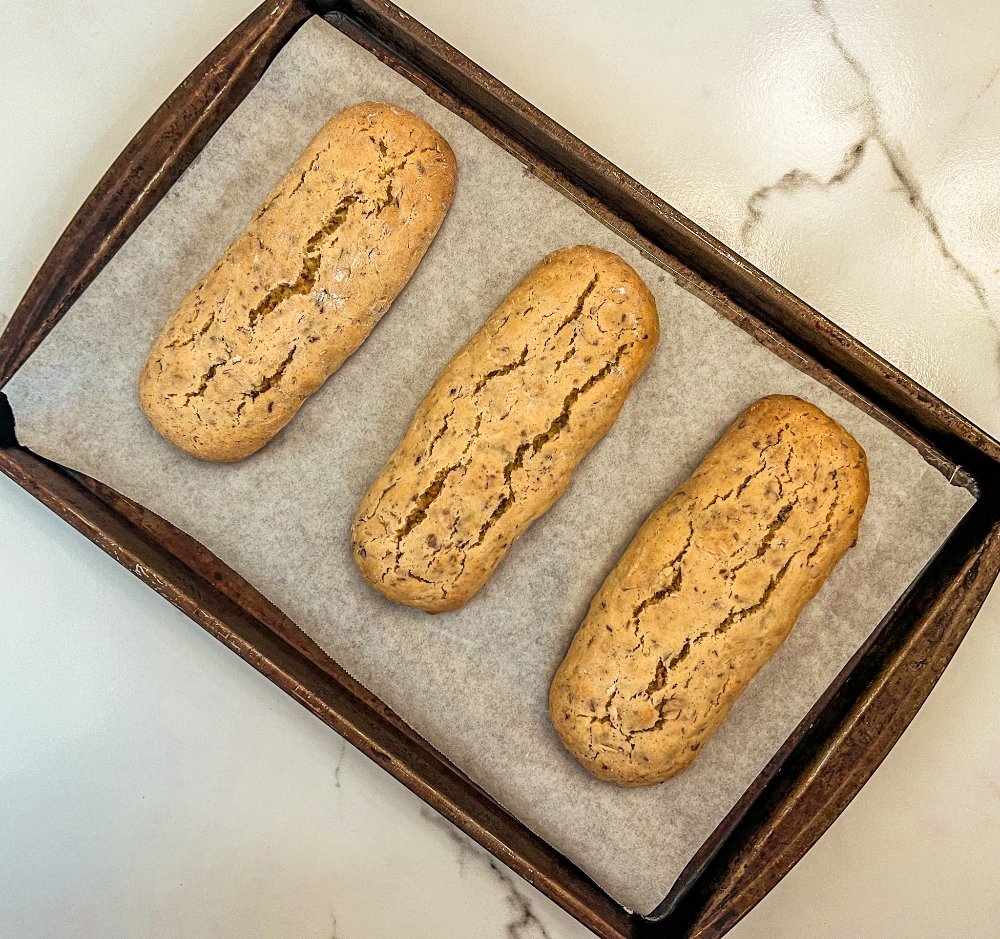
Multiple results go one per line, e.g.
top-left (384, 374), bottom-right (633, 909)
top-left (351, 245), bottom-right (660, 612)
top-left (548, 395), bottom-right (869, 787)
top-left (139, 102), bottom-right (457, 462)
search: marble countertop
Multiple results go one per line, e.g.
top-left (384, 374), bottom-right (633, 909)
top-left (1, 1), bottom-right (997, 936)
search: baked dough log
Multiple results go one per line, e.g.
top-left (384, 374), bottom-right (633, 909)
top-left (139, 103), bottom-right (456, 461)
top-left (549, 395), bottom-right (869, 787)
top-left (352, 245), bottom-right (659, 612)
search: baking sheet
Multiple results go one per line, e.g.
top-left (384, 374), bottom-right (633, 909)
top-left (4, 16), bottom-right (974, 914)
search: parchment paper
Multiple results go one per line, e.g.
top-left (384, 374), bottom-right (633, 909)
top-left (5, 17), bottom-right (974, 914)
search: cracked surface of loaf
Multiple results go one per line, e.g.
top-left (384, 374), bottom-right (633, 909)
top-left (549, 395), bottom-right (869, 787)
top-left (352, 245), bottom-right (659, 613)
top-left (139, 102), bottom-right (456, 461)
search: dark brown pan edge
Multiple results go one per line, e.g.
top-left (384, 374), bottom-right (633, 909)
top-left (0, 0), bottom-right (311, 389)
top-left (0, 0), bottom-right (997, 935)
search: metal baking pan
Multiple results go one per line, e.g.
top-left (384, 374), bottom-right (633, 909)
top-left (2, 2), bottom-right (998, 935)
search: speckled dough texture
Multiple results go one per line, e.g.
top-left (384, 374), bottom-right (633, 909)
top-left (4, 19), bottom-right (974, 914)
top-left (353, 246), bottom-right (658, 612)
top-left (140, 103), bottom-right (456, 461)
top-left (550, 396), bottom-right (869, 786)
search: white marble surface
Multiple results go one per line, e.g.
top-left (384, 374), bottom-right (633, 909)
top-left (0, 1), bottom-right (997, 937)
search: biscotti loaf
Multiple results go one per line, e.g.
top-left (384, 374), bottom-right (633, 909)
top-left (352, 245), bottom-right (659, 613)
top-left (549, 395), bottom-right (869, 787)
top-left (139, 102), bottom-right (456, 461)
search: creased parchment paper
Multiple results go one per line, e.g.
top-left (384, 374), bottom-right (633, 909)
top-left (5, 17), bottom-right (974, 914)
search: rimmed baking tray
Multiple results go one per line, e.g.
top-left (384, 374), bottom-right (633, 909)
top-left (2, 2), bottom-right (998, 936)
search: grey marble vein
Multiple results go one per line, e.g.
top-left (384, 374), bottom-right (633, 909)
top-left (332, 737), bottom-right (346, 789)
top-left (954, 62), bottom-right (1000, 133)
top-left (741, 138), bottom-right (868, 241)
top-left (419, 807), bottom-right (552, 939)
top-left (488, 857), bottom-right (554, 939)
top-left (814, 0), bottom-right (989, 307)
top-left (970, 62), bottom-right (1000, 106)
top-left (744, 0), bottom-right (991, 314)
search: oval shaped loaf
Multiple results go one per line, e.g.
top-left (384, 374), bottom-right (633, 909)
top-left (139, 102), bottom-right (457, 461)
top-left (352, 245), bottom-right (659, 612)
top-left (549, 395), bottom-right (869, 787)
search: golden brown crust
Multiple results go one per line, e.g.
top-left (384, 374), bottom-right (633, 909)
top-left (352, 245), bottom-right (659, 612)
top-left (549, 395), bottom-right (869, 787)
top-left (139, 102), bottom-right (457, 461)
